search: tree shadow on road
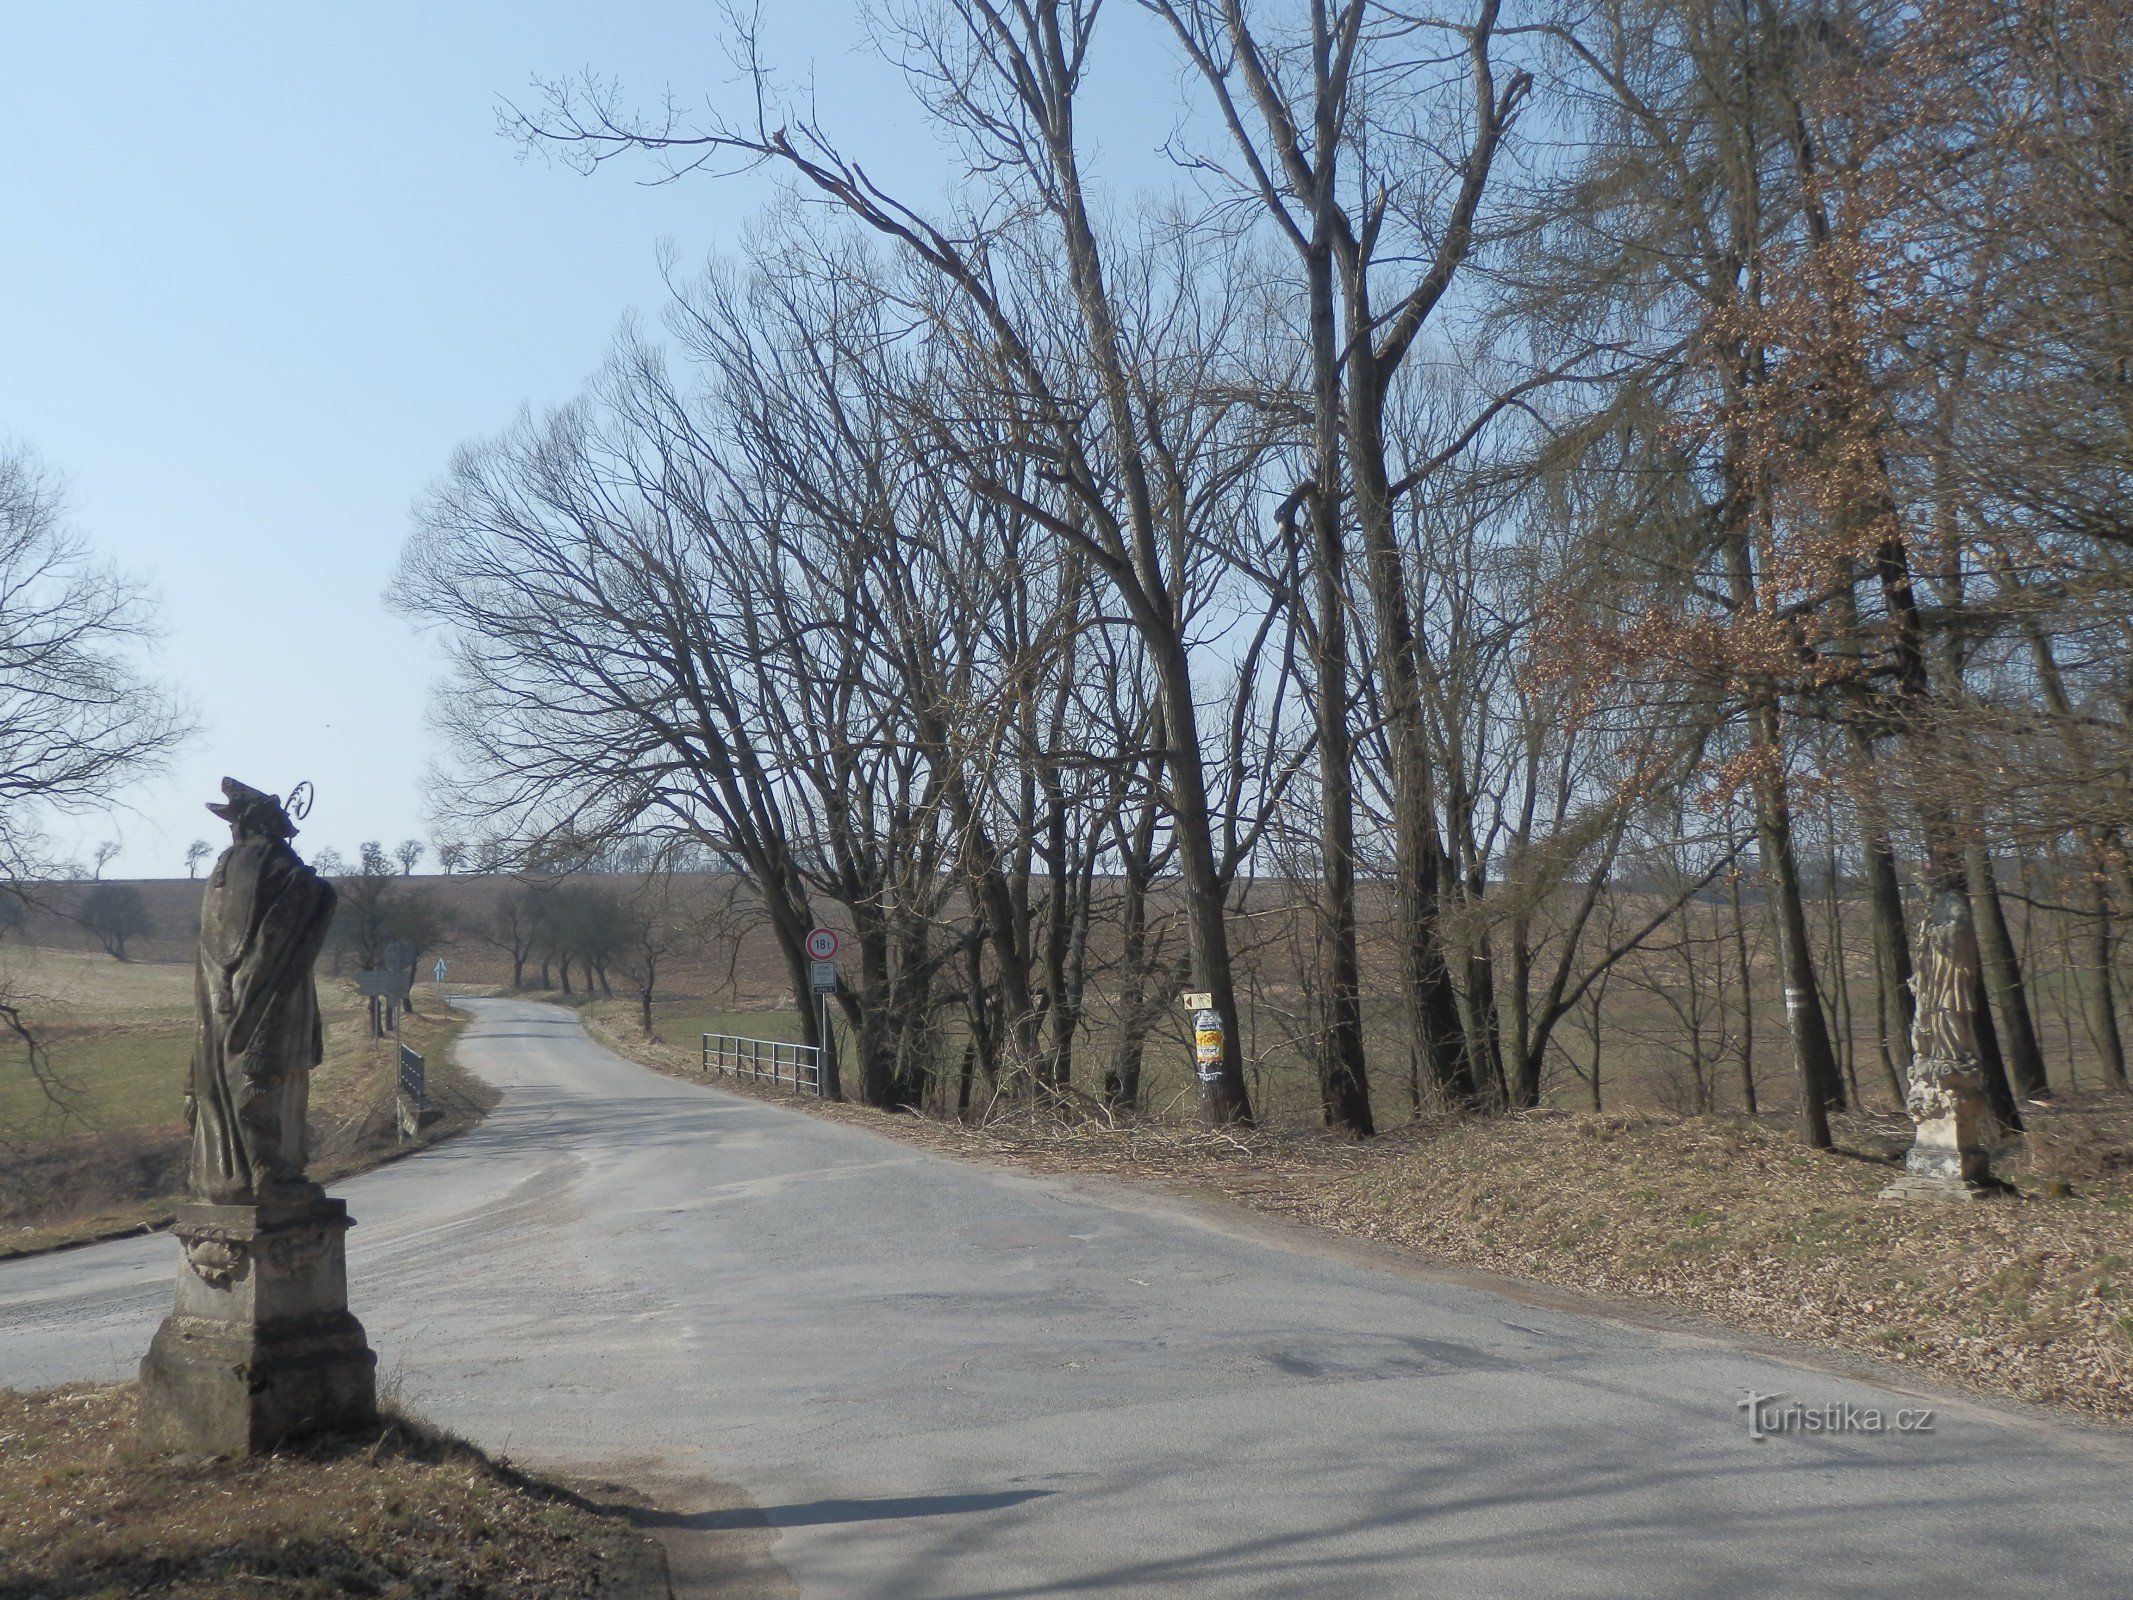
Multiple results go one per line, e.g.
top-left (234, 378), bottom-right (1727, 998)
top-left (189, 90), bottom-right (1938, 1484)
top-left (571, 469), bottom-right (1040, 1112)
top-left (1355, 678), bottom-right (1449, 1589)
top-left (609, 1487), bottom-right (1056, 1531)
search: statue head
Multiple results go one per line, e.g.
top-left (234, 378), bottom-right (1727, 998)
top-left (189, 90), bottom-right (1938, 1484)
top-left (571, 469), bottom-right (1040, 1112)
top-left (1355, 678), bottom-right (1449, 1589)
top-left (207, 778), bottom-right (299, 841)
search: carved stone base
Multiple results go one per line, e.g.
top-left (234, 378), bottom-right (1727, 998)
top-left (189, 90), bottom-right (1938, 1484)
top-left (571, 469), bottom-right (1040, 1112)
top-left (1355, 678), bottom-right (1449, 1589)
top-left (138, 1197), bottom-right (376, 1456)
top-left (1884, 1053), bottom-right (2003, 1204)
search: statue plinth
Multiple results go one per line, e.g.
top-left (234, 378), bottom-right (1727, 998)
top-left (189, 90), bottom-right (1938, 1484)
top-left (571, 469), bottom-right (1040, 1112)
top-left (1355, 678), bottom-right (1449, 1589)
top-left (139, 1194), bottom-right (376, 1455)
top-left (1881, 1056), bottom-right (2000, 1201)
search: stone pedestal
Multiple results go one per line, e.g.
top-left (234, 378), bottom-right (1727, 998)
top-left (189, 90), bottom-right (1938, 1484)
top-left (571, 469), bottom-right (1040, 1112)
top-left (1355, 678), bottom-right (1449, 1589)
top-left (1881, 1056), bottom-right (2001, 1202)
top-left (138, 1194), bottom-right (376, 1455)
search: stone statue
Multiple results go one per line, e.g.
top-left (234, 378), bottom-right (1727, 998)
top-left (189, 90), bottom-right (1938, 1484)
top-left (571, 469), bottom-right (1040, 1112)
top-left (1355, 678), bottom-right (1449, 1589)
top-left (187, 778), bottom-right (338, 1203)
top-left (1910, 894), bottom-right (1982, 1067)
top-left (1884, 885), bottom-right (2000, 1201)
top-left (140, 777), bottom-right (374, 1455)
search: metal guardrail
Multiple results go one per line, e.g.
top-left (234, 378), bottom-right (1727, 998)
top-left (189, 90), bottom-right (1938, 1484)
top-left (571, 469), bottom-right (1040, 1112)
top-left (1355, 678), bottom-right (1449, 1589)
top-left (701, 1032), bottom-right (821, 1096)
top-left (396, 1044), bottom-right (425, 1138)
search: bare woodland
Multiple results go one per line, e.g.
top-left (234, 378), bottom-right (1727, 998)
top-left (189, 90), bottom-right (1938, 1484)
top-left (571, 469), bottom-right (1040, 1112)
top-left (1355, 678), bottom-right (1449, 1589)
top-left (376, 0), bottom-right (2133, 1145)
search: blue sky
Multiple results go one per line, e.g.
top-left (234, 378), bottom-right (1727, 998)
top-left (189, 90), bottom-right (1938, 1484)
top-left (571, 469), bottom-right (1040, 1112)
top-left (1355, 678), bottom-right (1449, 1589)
top-left (3, 2), bottom-right (1181, 877)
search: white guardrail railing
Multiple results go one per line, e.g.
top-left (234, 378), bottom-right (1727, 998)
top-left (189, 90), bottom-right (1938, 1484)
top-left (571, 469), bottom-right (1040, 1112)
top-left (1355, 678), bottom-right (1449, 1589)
top-left (700, 1032), bottom-right (822, 1096)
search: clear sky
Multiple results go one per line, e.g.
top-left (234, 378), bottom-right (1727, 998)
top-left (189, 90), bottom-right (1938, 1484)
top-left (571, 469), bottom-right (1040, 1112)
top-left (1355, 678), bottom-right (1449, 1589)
top-left (1, 2), bottom-right (1182, 879)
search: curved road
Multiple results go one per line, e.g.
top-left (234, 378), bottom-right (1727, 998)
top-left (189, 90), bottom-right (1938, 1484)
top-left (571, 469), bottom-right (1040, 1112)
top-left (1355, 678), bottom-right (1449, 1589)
top-left (4, 997), bottom-right (2129, 1597)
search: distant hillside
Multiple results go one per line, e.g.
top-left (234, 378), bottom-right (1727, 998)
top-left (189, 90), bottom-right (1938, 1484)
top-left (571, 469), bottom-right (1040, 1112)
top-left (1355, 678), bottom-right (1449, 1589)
top-left (0, 871), bottom-right (797, 1005)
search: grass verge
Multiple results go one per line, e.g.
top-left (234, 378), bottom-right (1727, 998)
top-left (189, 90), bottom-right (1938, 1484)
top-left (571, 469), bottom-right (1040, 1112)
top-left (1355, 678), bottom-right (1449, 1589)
top-left (0, 1383), bottom-right (665, 1599)
top-left (1, 984), bottom-right (496, 1259)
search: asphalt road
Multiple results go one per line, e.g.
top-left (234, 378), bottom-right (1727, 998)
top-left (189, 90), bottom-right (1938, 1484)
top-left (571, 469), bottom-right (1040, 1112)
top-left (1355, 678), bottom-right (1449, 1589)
top-left (5, 997), bottom-right (2130, 1598)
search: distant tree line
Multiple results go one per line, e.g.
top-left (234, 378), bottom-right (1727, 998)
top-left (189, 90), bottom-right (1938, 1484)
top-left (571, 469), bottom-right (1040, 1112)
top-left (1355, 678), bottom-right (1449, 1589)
top-left (463, 872), bottom-right (719, 1040)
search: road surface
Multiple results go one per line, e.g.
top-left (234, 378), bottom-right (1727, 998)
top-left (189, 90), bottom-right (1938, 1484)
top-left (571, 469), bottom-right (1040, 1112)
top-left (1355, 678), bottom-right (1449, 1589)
top-left (4, 997), bottom-right (2129, 1598)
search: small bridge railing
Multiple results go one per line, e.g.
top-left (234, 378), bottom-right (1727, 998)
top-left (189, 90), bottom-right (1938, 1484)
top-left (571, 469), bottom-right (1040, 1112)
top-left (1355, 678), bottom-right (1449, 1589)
top-left (396, 1044), bottom-right (425, 1139)
top-left (701, 1033), bottom-right (822, 1096)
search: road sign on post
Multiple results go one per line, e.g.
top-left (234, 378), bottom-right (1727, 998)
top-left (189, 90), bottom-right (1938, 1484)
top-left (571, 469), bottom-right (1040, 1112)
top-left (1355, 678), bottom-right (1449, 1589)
top-left (804, 929), bottom-right (840, 1099)
top-left (433, 958), bottom-right (448, 983)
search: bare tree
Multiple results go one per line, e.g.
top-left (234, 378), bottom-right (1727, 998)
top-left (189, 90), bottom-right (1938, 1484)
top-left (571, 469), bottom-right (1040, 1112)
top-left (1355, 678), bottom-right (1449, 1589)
top-left (505, 0), bottom-right (1285, 1125)
top-left (185, 838), bottom-right (211, 878)
top-left (467, 881), bottom-right (544, 989)
top-left (79, 883), bottom-right (151, 961)
top-left (0, 445), bottom-right (188, 883)
top-left (614, 875), bottom-right (698, 1036)
top-left (1148, 0), bottom-right (1536, 1125)
top-left (331, 849), bottom-right (448, 1030)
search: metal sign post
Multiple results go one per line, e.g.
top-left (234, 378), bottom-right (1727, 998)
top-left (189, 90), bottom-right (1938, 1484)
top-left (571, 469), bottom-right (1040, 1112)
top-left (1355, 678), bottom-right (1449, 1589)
top-left (806, 928), bottom-right (840, 1091)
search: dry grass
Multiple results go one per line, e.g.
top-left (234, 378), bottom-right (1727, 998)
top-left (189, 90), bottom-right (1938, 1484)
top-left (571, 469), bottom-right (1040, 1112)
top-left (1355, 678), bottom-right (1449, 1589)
top-left (0, 1383), bottom-right (664, 1598)
top-left (1291, 1105), bottom-right (2133, 1419)
top-left (0, 945), bottom-right (195, 1024)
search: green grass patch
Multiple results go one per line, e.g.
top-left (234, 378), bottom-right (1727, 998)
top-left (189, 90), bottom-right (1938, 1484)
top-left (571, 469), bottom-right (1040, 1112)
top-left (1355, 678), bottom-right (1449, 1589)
top-left (0, 1025), bottom-right (191, 1138)
top-left (658, 1006), bottom-right (805, 1046)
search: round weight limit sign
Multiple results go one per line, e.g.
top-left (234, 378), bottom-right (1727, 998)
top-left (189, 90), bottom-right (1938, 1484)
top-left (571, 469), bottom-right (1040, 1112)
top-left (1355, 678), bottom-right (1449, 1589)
top-left (806, 927), bottom-right (840, 961)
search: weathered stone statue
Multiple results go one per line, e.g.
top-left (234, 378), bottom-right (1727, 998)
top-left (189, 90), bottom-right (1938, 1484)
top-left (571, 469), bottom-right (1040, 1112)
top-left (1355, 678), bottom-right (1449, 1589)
top-left (1882, 885), bottom-right (2002, 1201)
top-left (139, 779), bottom-right (376, 1454)
top-left (186, 779), bottom-right (337, 1202)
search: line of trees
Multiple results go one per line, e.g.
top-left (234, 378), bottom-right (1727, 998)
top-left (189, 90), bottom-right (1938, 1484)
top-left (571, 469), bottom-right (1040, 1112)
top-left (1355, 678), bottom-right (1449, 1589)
top-left (396, 0), bottom-right (2133, 1141)
top-left (467, 873), bottom-right (724, 1039)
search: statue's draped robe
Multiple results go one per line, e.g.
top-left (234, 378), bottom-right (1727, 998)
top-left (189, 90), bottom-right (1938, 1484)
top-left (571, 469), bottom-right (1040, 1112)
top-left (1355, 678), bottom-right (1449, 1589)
top-left (188, 837), bottom-right (337, 1202)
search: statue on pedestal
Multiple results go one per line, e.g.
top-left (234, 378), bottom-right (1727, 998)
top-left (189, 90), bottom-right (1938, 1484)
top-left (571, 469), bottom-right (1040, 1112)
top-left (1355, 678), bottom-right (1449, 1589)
top-left (187, 779), bottom-right (337, 1203)
top-left (1883, 885), bottom-right (2005, 1201)
top-left (139, 779), bottom-right (377, 1454)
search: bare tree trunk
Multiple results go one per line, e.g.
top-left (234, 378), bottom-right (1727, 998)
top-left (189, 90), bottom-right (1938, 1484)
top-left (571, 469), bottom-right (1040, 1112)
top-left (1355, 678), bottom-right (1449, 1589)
top-left (1965, 840), bottom-right (2051, 1101)
top-left (1749, 731), bottom-right (1838, 1148)
top-left (2086, 878), bottom-right (2127, 1087)
top-left (2007, 586), bottom-right (2127, 1087)
top-left (1820, 815), bottom-right (1857, 1109)
top-left (1729, 867), bottom-right (1758, 1116)
top-left (1347, 359), bottom-right (1477, 1110)
top-left (1105, 741), bottom-right (1167, 1112)
top-left (1295, 468), bottom-right (1373, 1134)
top-left (1851, 748), bottom-right (1914, 1106)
